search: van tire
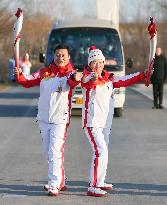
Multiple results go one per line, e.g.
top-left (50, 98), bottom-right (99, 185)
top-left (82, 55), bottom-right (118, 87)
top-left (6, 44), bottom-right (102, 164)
top-left (114, 108), bottom-right (123, 117)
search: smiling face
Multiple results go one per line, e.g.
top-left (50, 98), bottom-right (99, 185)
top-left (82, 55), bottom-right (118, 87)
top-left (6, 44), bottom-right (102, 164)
top-left (54, 49), bottom-right (70, 67)
top-left (89, 59), bottom-right (104, 77)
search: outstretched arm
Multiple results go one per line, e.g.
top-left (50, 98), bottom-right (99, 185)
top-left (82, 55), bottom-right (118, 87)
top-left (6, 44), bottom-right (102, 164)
top-left (113, 72), bottom-right (145, 88)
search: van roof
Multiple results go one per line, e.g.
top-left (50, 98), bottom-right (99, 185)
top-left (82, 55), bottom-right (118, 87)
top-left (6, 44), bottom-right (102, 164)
top-left (52, 19), bottom-right (117, 30)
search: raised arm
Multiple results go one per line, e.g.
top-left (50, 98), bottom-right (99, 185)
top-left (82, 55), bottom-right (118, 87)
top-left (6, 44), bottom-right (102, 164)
top-left (113, 72), bottom-right (145, 88)
top-left (15, 67), bottom-right (41, 88)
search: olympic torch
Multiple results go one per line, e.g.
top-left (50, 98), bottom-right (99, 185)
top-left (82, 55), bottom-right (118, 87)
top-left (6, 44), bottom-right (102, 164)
top-left (145, 16), bottom-right (157, 87)
top-left (13, 8), bottom-right (23, 80)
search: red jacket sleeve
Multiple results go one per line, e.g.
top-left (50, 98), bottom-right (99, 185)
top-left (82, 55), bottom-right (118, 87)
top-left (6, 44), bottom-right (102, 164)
top-left (81, 73), bottom-right (96, 89)
top-left (113, 72), bottom-right (145, 88)
top-left (16, 72), bottom-right (41, 88)
top-left (67, 72), bottom-right (80, 88)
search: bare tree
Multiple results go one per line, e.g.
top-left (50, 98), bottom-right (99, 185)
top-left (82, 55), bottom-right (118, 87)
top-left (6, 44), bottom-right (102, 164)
top-left (0, 0), bottom-right (79, 82)
top-left (21, 13), bottom-right (52, 59)
top-left (120, 0), bottom-right (167, 73)
top-left (0, 1), bottom-right (14, 37)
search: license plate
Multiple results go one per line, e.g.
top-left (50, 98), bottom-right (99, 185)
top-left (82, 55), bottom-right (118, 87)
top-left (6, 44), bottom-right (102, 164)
top-left (76, 97), bottom-right (83, 104)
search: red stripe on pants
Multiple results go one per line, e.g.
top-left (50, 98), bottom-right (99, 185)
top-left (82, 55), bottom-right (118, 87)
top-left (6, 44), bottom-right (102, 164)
top-left (84, 89), bottom-right (90, 127)
top-left (59, 124), bottom-right (68, 190)
top-left (87, 127), bottom-right (99, 187)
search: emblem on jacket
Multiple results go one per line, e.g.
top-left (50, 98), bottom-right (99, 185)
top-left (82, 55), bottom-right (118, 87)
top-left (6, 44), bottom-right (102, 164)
top-left (56, 86), bottom-right (62, 93)
top-left (56, 78), bottom-right (63, 93)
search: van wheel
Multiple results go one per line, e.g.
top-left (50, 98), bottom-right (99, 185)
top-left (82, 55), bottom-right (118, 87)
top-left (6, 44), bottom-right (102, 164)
top-left (114, 108), bottom-right (123, 117)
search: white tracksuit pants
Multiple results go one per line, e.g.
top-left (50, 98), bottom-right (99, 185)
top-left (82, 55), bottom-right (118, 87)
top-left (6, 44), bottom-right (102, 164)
top-left (38, 121), bottom-right (68, 189)
top-left (84, 127), bottom-right (111, 187)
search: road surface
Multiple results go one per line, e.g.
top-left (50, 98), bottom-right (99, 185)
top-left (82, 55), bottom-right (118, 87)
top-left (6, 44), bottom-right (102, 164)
top-left (0, 86), bottom-right (167, 205)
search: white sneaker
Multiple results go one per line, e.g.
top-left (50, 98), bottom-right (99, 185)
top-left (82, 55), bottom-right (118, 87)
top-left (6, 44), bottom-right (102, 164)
top-left (100, 183), bottom-right (113, 190)
top-left (44, 184), bottom-right (49, 191)
top-left (89, 182), bottom-right (113, 190)
top-left (48, 186), bottom-right (59, 197)
top-left (87, 187), bottom-right (107, 197)
top-left (44, 184), bottom-right (67, 192)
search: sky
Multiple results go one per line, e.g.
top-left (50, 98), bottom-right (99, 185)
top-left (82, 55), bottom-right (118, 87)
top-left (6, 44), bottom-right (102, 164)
top-left (5, 0), bottom-right (167, 22)
top-left (67, 0), bottom-right (166, 22)
top-left (119, 0), bottom-right (162, 22)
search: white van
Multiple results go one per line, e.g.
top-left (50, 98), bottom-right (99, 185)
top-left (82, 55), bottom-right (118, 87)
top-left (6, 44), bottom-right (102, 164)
top-left (41, 19), bottom-right (125, 117)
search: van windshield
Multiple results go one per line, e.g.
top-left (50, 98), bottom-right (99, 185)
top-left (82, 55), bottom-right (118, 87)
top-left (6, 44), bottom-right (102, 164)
top-left (46, 27), bottom-right (123, 71)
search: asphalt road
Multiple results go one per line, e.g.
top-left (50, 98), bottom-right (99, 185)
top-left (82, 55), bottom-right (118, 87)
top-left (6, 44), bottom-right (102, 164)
top-left (0, 86), bottom-right (167, 205)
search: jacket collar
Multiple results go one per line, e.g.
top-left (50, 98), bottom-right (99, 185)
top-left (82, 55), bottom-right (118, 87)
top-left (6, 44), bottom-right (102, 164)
top-left (50, 61), bottom-right (74, 76)
top-left (83, 65), bottom-right (110, 86)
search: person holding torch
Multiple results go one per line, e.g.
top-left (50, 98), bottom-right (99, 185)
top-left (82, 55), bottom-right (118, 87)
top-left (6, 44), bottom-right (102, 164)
top-left (81, 44), bottom-right (155, 197)
top-left (14, 8), bottom-right (81, 197)
top-left (81, 17), bottom-right (157, 197)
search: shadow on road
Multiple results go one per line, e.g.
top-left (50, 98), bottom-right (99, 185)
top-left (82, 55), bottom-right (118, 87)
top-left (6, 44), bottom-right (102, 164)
top-left (0, 181), bottom-right (167, 197)
top-left (110, 182), bottom-right (167, 196)
top-left (0, 183), bottom-right (45, 196)
top-left (66, 180), bottom-right (88, 192)
top-left (0, 181), bottom-right (88, 197)
top-left (0, 105), bottom-right (38, 117)
top-left (0, 92), bottom-right (39, 99)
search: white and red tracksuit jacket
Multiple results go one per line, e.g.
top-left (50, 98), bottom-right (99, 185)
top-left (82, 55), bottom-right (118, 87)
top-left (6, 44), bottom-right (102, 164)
top-left (16, 62), bottom-right (80, 124)
top-left (81, 66), bottom-right (146, 128)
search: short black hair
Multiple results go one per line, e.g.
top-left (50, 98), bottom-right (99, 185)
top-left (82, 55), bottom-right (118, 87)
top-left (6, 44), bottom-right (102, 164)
top-left (54, 44), bottom-right (70, 55)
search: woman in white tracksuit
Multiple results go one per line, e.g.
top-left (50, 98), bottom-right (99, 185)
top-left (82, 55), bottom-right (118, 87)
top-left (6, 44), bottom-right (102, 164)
top-left (81, 46), bottom-right (147, 197)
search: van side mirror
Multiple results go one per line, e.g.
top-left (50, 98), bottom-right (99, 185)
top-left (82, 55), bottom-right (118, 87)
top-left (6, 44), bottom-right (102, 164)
top-left (126, 58), bottom-right (133, 68)
top-left (39, 53), bottom-right (45, 63)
